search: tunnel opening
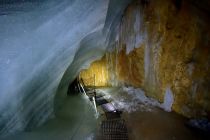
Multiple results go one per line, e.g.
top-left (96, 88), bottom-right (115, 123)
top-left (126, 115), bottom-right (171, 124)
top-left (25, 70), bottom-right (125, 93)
top-left (67, 77), bottom-right (80, 95)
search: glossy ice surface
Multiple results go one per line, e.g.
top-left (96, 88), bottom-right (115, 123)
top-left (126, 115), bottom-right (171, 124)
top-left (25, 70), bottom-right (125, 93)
top-left (2, 94), bottom-right (97, 140)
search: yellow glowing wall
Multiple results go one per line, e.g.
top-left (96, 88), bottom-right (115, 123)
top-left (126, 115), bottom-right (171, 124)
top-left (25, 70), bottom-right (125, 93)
top-left (79, 56), bottom-right (109, 87)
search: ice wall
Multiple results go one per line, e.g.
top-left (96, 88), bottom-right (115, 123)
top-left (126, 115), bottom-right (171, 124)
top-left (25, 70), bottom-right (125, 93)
top-left (0, 0), bottom-right (131, 137)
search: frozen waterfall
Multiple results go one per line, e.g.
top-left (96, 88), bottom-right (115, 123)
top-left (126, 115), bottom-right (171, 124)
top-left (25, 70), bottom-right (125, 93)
top-left (0, 0), bottom-right (131, 137)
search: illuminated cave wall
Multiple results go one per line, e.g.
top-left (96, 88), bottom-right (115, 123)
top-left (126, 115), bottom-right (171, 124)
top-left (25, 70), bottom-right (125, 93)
top-left (80, 56), bottom-right (109, 87)
top-left (81, 0), bottom-right (210, 118)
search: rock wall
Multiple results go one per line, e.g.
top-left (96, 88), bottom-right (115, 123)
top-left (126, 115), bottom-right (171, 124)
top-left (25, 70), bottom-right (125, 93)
top-left (80, 0), bottom-right (210, 118)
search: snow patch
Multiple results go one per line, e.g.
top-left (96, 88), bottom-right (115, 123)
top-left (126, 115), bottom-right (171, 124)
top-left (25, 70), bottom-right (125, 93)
top-left (97, 86), bottom-right (174, 113)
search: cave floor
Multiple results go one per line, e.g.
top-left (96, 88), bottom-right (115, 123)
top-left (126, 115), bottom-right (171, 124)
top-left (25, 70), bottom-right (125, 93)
top-left (96, 87), bottom-right (209, 140)
top-left (123, 108), bottom-right (205, 140)
top-left (2, 87), bottom-right (209, 140)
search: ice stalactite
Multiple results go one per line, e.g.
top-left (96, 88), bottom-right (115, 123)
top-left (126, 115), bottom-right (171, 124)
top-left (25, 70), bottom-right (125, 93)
top-left (124, 8), bottom-right (143, 54)
top-left (119, 6), bottom-right (146, 55)
top-left (144, 32), bottom-right (150, 80)
top-left (105, 52), bottom-right (118, 87)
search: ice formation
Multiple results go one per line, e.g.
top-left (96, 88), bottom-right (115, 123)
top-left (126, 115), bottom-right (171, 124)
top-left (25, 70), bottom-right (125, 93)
top-left (161, 86), bottom-right (174, 112)
top-left (97, 86), bottom-right (174, 113)
top-left (0, 0), bottom-right (131, 137)
top-left (97, 87), bottom-right (161, 113)
top-left (124, 9), bottom-right (145, 54)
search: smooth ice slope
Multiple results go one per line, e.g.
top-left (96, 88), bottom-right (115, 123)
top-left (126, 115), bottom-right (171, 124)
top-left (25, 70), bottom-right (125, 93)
top-left (2, 94), bottom-right (97, 140)
top-left (0, 0), bottom-right (131, 137)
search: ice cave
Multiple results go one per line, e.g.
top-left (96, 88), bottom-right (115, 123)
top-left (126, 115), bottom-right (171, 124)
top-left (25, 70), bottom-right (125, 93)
top-left (0, 0), bottom-right (210, 140)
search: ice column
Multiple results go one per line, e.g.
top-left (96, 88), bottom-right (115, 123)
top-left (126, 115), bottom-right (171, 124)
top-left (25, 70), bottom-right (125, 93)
top-left (161, 86), bottom-right (174, 112)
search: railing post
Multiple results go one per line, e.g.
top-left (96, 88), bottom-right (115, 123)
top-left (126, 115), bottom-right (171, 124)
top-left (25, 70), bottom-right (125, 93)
top-left (92, 96), bottom-right (98, 117)
top-left (80, 82), bottom-right (87, 96)
top-left (94, 74), bottom-right (96, 98)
